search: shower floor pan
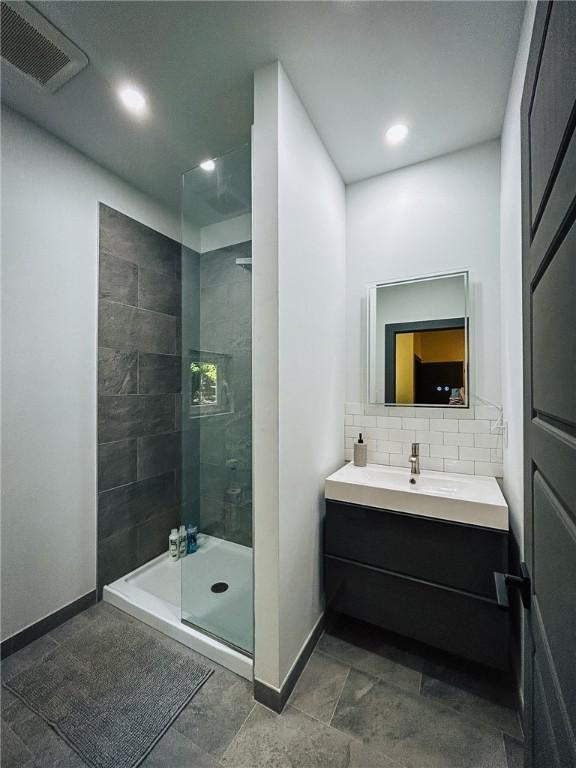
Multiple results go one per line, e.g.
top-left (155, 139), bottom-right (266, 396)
top-left (103, 534), bottom-right (253, 680)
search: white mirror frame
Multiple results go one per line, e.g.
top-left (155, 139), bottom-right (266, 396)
top-left (366, 270), bottom-right (470, 408)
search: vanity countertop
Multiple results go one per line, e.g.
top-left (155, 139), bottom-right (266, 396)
top-left (325, 462), bottom-right (508, 531)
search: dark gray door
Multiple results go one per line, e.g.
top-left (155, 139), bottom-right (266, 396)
top-left (521, 3), bottom-right (576, 766)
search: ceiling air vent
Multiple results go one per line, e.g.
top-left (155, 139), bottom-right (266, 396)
top-left (0, 1), bottom-right (87, 92)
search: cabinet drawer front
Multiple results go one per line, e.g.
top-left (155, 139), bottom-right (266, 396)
top-left (325, 555), bottom-right (509, 669)
top-left (325, 500), bottom-right (507, 598)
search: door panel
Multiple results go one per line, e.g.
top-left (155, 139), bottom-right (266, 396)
top-left (533, 474), bottom-right (576, 722)
top-left (529, 1), bottom-right (576, 226)
top-left (532, 220), bottom-right (576, 425)
top-left (522, 3), bottom-right (576, 767)
top-left (533, 663), bottom-right (561, 768)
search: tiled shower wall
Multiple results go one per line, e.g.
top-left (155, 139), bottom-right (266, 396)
top-left (97, 204), bottom-right (182, 590)
top-left (345, 402), bottom-right (504, 477)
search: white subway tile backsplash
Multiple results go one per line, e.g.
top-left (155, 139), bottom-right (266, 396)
top-left (402, 442), bottom-right (430, 456)
top-left (388, 406), bottom-right (416, 418)
top-left (430, 445), bottom-right (459, 459)
top-left (354, 415), bottom-right (377, 427)
top-left (364, 404), bottom-right (390, 417)
top-left (474, 433), bottom-right (501, 448)
top-left (415, 430), bottom-right (444, 445)
top-left (343, 402), bottom-right (503, 477)
top-left (442, 407), bottom-right (474, 419)
top-left (429, 418), bottom-right (458, 433)
top-left (444, 459), bottom-right (475, 475)
top-left (377, 440), bottom-right (402, 454)
top-left (458, 419), bottom-right (490, 434)
top-left (402, 417), bottom-right (430, 431)
top-left (444, 432), bottom-right (474, 447)
top-left (365, 427), bottom-right (390, 441)
top-left (459, 446), bottom-right (491, 462)
top-left (368, 451), bottom-right (390, 465)
top-left (412, 407), bottom-right (444, 418)
top-left (475, 462), bottom-right (503, 477)
top-left (420, 457), bottom-right (444, 472)
top-left (388, 429), bottom-right (416, 443)
top-left (377, 416), bottom-right (402, 429)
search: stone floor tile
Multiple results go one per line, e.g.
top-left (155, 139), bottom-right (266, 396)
top-left (1, 721), bottom-right (33, 768)
top-left (288, 651), bottom-right (350, 724)
top-left (421, 657), bottom-right (522, 738)
top-left (1, 638), bottom-right (58, 683)
top-left (141, 727), bottom-right (221, 767)
top-left (318, 616), bottom-right (423, 694)
top-left (173, 666), bottom-right (255, 759)
top-left (221, 703), bottom-right (397, 768)
top-left (332, 668), bottom-right (508, 768)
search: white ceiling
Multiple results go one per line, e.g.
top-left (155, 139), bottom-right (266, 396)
top-left (2, 1), bottom-right (525, 211)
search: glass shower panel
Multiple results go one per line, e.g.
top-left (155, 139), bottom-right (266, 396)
top-left (180, 145), bottom-right (253, 655)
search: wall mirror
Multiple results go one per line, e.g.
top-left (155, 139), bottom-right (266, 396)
top-left (367, 271), bottom-right (469, 407)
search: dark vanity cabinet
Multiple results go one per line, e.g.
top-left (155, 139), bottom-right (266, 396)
top-left (324, 499), bottom-right (510, 669)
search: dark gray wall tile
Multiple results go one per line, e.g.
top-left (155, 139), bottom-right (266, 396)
top-left (139, 267), bottom-right (180, 317)
top-left (138, 432), bottom-right (181, 480)
top-left (98, 394), bottom-right (175, 443)
top-left (139, 353), bottom-right (181, 394)
top-left (136, 510), bottom-right (180, 565)
top-left (98, 471), bottom-right (178, 541)
top-left (98, 439), bottom-right (137, 492)
top-left (98, 348), bottom-right (137, 395)
top-left (98, 528), bottom-right (139, 587)
top-left (99, 204), bottom-right (178, 276)
top-left (99, 254), bottom-right (138, 306)
top-left (99, 300), bottom-right (177, 355)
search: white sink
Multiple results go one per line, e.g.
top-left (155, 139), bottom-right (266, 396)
top-left (325, 463), bottom-right (508, 530)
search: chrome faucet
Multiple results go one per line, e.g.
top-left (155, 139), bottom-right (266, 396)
top-left (409, 442), bottom-right (420, 479)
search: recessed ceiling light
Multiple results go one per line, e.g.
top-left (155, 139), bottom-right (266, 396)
top-left (385, 123), bottom-right (409, 145)
top-left (200, 159), bottom-right (216, 172)
top-left (118, 85), bottom-right (147, 117)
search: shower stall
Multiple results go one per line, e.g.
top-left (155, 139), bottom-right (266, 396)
top-left (104, 145), bottom-right (253, 678)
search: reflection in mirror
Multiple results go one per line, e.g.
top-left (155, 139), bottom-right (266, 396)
top-left (367, 272), bottom-right (469, 407)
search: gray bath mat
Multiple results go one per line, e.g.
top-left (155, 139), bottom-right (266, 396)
top-left (4, 617), bottom-right (212, 768)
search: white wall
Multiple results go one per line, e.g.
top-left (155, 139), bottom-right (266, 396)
top-left (253, 62), bottom-right (346, 689)
top-left (1, 107), bottom-right (179, 641)
top-left (499, 2), bottom-right (537, 548)
top-left (346, 141), bottom-right (502, 408)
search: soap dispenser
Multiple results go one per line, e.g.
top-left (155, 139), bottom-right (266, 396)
top-left (353, 433), bottom-right (367, 467)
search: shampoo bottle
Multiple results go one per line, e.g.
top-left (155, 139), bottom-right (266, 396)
top-left (354, 433), bottom-right (367, 467)
top-left (169, 528), bottom-right (179, 561)
top-left (179, 524), bottom-right (187, 558)
top-left (186, 523), bottom-right (198, 554)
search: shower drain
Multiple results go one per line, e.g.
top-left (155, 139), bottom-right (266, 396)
top-left (211, 582), bottom-right (229, 593)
